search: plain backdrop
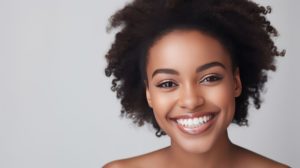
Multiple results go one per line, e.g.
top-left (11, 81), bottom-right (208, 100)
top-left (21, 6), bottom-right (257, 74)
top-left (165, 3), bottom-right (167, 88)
top-left (0, 0), bottom-right (299, 167)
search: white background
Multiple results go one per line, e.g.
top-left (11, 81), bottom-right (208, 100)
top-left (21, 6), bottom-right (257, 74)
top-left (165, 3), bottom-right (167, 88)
top-left (0, 0), bottom-right (299, 167)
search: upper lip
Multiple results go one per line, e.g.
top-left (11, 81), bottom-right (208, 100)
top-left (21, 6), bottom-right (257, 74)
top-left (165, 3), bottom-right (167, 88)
top-left (170, 111), bottom-right (218, 120)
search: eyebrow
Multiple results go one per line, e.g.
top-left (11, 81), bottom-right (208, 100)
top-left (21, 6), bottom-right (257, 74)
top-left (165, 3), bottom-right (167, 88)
top-left (196, 61), bottom-right (226, 73)
top-left (151, 61), bottom-right (226, 78)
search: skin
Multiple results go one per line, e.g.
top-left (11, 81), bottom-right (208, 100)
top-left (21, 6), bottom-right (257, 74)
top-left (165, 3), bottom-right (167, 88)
top-left (104, 30), bottom-right (289, 168)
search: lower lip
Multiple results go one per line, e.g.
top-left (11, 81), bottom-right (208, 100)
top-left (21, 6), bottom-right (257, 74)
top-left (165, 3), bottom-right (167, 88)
top-left (174, 115), bottom-right (216, 135)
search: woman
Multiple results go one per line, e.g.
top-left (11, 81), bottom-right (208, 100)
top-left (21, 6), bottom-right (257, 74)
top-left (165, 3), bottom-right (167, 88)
top-left (103, 0), bottom-right (288, 167)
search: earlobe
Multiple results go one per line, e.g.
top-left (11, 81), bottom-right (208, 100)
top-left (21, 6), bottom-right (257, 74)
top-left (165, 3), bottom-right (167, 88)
top-left (234, 68), bottom-right (242, 97)
top-left (146, 88), bottom-right (153, 108)
top-left (145, 80), bottom-right (153, 108)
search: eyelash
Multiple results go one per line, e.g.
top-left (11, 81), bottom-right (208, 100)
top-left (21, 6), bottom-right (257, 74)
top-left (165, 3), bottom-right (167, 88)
top-left (156, 74), bottom-right (223, 88)
top-left (200, 74), bottom-right (223, 84)
top-left (156, 80), bottom-right (178, 88)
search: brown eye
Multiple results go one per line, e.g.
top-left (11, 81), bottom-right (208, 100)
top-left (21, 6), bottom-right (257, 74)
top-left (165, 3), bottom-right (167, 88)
top-left (200, 75), bottom-right (223, 84)
top-left (156, 81), bottom-right (178, 88)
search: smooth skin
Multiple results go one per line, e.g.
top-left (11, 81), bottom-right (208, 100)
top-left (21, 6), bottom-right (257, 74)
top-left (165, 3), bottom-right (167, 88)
top-left (104, 30), bottom-right (289, 168)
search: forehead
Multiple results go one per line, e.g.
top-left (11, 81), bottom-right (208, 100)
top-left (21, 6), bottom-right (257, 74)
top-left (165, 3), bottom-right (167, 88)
top-left (146, 30), bottom-right (232, 74)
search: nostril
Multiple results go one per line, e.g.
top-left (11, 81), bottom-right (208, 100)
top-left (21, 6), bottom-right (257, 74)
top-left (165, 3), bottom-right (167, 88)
top-left (177, 85), bottom-right (205, 109)
top-left (178, 94), bottom-right (205, 110)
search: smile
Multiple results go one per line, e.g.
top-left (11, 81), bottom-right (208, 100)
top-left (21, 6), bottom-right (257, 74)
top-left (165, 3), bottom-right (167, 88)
top-left (171, 113), bottom-right (217, 135)
top-left (176, 114), bottom-right (213, 128)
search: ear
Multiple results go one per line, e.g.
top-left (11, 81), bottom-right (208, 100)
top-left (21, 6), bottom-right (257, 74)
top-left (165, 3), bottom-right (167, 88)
top-left (145, 80), bottom-right (153, 108)
top-left (233, 68), bottom-right (242, 97)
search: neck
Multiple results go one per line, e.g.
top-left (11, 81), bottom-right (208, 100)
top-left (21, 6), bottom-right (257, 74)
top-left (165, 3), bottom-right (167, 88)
top-left (167, 131), bottom-right (234, 168)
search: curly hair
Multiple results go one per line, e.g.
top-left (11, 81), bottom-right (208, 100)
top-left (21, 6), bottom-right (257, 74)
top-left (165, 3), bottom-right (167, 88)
top-left (104, 0), bottom-right (285, 137)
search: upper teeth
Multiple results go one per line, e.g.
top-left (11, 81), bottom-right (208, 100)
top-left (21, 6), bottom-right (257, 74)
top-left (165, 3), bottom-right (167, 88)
top-left (176, 115), bottom-right (212, 128)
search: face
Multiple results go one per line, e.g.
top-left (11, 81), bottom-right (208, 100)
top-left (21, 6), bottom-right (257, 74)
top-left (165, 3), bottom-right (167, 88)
top-left (145, 29), bottom-right (242, 154)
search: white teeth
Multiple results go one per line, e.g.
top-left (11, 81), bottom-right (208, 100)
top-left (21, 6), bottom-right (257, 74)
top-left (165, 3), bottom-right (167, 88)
top-left (193, 118), bottom-right (198, 125)
top-left (203, 116), bottom-right (207, 123)
top-left (176, 115), bottom-right (212, 128)
top-left (199, 117), bottom-right (204, 124)
top-left (187, 119), bottom-right (193, 127)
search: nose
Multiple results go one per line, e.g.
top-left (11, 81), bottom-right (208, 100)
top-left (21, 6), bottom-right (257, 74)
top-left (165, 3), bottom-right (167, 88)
top-left (178, 84), bottom-right (204, 110)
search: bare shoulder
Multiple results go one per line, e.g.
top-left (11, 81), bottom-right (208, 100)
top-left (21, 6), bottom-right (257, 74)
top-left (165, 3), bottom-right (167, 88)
top-left (103, 160), bottom-right (125, 168)
top-left (102, 147), bottom-right (169, 168)
top-left (102, 157), bottom-right (142, 168)
top-left (233, 145), bottom-right (289, 168)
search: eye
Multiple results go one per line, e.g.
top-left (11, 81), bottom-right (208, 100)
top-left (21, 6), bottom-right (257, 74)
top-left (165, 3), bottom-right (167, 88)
top-left (200, 74), bottom-right (223, 84)
top-left (156, 81), bottom-right (178, 88)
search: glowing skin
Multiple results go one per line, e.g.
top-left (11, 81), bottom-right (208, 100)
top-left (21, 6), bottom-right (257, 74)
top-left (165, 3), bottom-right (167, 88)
top-left (145, 30), bottom-right (242, 162)
top-left (104, 29), bottom-right (289, 168)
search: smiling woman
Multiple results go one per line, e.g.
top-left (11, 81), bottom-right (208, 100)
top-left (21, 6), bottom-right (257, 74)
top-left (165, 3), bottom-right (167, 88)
top-left (103, 0), bottom-right (288, 167)
top-left (145, 30), bottom-right (241, 157)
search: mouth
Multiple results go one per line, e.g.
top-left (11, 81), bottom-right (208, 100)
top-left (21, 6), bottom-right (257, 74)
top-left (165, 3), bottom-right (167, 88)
top-left (170, 112), bottom-right (217, 135)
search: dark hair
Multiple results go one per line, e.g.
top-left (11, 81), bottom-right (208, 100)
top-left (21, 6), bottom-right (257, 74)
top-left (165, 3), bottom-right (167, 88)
top-left (104, 0), bottom-right (285, 137)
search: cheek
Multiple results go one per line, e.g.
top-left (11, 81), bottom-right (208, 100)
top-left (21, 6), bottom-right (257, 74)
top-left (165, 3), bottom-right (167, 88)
top-left (149, 89), bottom-right (177, 120)
top-left (206, 86), bottom-right (235, 105)
top-left (204, 83), bottom-right (236, 118)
